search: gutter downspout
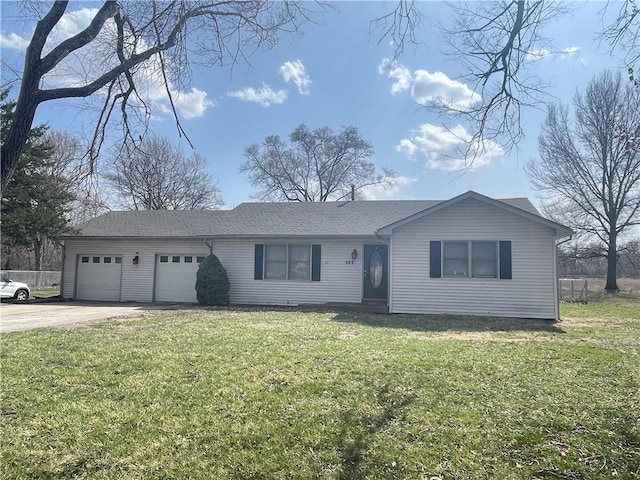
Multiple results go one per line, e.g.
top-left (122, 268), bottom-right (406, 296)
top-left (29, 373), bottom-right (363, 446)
top-left (55, 239), bottom-right (65, 299)
top-left (554, 234), bottom-right (573, 321)
top-left (204, 239), bottom-right (214, 255)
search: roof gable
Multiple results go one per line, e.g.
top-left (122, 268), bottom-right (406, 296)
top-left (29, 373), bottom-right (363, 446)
top-left (376, 191), bottom-right (572, 237)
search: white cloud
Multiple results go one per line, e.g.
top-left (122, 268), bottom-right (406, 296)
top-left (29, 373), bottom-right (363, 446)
top-left (379, 59), bottom-right (498, 170)
top-left (412, 70), bottom-right (481, 109)
top-left (44, 8), bottom-right (101, 50)
top-left (378, 58), bottom-right (412, 94)
top-left (227, 84), bottom-right (287, 107)
top-left (279, 60), bottom-right (311, 95)
top-left (173, 88), bottom-right (216, 119)
top-left (396, 139), bottom-right (417, 158)
top-left (561, 46), bottom-right (580, 58)
top-left (378, 58), bottom-right (479, 109)
top-left (396, 123), bottom-right (504, 171)
top-left (527, 46), bottom-right (580, 61)
top-left (360, 175), bottom-right (417, 200)
top-left (0, 7), bottom-right (103, 53)
top-left (0, 32), bottom-right (30, 50)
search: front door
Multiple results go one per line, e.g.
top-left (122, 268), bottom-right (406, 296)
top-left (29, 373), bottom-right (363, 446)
top-left (363, 244), bottom-right (388, 301)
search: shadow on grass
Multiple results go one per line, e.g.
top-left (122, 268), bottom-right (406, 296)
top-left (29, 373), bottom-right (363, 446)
top-left (335, 383), bottom-right (416, 479)
top-left (331, 312), bottom-right (566, 334)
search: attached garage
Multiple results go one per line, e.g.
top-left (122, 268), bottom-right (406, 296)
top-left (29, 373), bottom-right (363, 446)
top-left (76, 255), bottom-right (122, 301)
top-left (154, 254), bottom-right (206, 303)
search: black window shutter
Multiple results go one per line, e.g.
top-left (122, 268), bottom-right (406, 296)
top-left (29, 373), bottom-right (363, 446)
top-left (311, 244), bottom-right (321, 281)
top-left (254, 244), bottom-right (264, 280)
top-left (429, 241), bottom-right (442, 278)
top-left (499, 241), bottom-right (512, 279)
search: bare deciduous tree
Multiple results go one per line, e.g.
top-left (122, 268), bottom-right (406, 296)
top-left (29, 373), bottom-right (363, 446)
top-left (45, 131), bottom-right (108, 223)
top-left (373, 1), bottom-right (640, 163)
top-left (241, 124), bottom-right (392, 202)
top-left (527, 70), bottom-right (640, 292)
top-left (1, 0), bottom-right (323, 191)
top-left (104, 135), bottom-right (222, 210)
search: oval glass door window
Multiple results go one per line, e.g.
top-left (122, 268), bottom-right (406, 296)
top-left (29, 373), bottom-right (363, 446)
top-left (369, 250), bottom-right (383, 289)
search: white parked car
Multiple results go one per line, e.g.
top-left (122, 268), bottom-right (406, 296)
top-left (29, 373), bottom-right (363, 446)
top-left (0, 273), bottom-right (30, 300)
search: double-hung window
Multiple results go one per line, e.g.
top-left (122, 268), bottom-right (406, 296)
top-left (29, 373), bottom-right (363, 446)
top-left (265, 245), bottom-right (288, 280)
top-left (471, 241), bottom-right (497, 278)
top-left (288, 245), bottom-right (311, 280)
top-left (432, 240), bottom-right (510, 279)
top-left (255, 244), bottom-right (321, 281)
top-left (264, 244), bottom-right (310, 280)
top-left (443, 241), bottom-right (469, 277)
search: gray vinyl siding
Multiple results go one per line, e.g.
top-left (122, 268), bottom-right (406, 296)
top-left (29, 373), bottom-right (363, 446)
top-left (389, 197), bottom-right (558, 319)
top-left (62, 239), bottom-right (209, 302)
top-left (63, 238), bottom-right (364, 305)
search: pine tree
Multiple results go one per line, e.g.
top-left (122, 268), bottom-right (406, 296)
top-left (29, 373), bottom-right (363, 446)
top-left (1, 90), bottom-right (75, 272)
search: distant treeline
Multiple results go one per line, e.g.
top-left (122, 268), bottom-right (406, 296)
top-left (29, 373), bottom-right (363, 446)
top-left (558, 239), bottom-right (640, 279)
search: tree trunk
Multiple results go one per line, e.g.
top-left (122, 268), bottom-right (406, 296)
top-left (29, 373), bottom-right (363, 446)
top-left (604, 231), bottom-right (619, 292)
top-left (33, 237), bottom-right (43, 288)
top-left (1, 97), bottom-right (39, 192)
top-left (2, 247), bottom-right (12, 270)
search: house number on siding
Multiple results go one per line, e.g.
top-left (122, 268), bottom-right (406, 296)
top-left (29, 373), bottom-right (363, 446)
top-left (345, 260), bottom-right (355, 265)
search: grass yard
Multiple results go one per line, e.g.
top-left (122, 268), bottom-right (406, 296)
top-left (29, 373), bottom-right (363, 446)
top-left (31, 287), bottom-right (61, 299)
top-left (1, 298), bottom-right (639, 479)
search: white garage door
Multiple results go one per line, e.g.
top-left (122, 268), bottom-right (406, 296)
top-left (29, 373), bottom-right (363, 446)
top-left (155, 254), bottom-right (206, 303)
top-left (77, 255), bottom-right (122, 301)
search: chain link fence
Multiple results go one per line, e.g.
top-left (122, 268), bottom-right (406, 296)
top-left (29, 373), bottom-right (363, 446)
top-left (558, 278), bottom-right (589, 303)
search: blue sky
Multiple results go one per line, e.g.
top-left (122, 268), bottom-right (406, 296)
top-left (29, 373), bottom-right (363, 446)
top-left (0, 1), bottom-right (625, 209)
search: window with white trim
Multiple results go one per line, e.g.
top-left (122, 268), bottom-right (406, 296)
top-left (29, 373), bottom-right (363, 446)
top-left (471, 241), bottom-right (498, 278)
top-left (255, 244), bottom-right (321, 281)
top-left (264, 244), bottom-right (311, 280)
top-left (431, 241), bottom-right (511, 280)
top-left (443, 241), bottom-right (469, 277)
top-left (265, 245), bottom-right (287, 279)
top-left (442, 241), bottom-right (498, 279)
top-left (288, 245), bottom-right (311, 280)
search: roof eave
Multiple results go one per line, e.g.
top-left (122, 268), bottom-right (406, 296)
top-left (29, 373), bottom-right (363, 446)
top-left (553, 226), bottom-right (574, 239)
top-left (376, 190), bottom-right (572, 236)
top-left (62, 233), bottom-right (381, 241)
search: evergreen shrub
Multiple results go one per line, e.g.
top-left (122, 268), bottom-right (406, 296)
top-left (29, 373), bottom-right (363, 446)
top-left (195, 254), bottom-right (230, 306)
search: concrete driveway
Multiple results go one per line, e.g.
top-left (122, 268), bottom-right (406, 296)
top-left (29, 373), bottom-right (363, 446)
top-left (0, 301), bottom-right (162, 333)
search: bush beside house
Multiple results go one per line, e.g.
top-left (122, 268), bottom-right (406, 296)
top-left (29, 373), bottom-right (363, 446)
top-left (195, 254), bottom-right (230, 306)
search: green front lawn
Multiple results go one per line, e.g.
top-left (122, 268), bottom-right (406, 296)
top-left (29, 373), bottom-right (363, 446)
top-left (1, 300), bottom-right (639, 479)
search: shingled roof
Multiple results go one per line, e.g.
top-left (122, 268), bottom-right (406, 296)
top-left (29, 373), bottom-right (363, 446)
top-left (69, 194), bottom-right (541, 238)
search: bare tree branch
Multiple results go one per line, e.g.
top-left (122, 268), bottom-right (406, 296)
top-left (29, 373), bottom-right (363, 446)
top-left (1, 1), bottom-right (325, 192)
top-left (370, 0), bottom-right (423, 60)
